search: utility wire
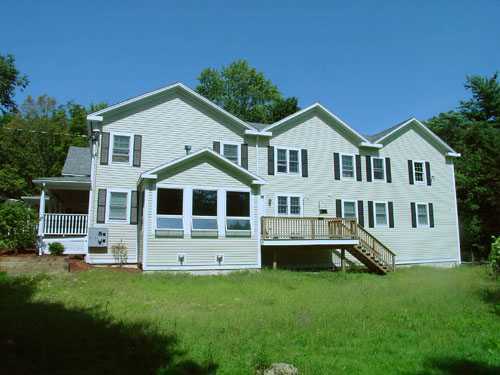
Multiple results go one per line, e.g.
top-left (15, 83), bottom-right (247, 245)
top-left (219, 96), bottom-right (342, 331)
top-left (2, 127), bottom-right (88, 138)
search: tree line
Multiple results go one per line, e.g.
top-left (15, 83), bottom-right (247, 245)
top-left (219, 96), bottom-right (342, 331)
top-left (0, 54), bottom-right (498, 260)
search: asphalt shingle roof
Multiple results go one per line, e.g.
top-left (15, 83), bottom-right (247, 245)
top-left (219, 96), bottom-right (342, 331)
top-left (62, 147), bottom-right (91, 176)
top-left (363, 119), bottom-right (412, 143)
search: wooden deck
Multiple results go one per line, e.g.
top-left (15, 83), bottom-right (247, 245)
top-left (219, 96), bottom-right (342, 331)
top-left (261, 216), bottom-right (396, 274)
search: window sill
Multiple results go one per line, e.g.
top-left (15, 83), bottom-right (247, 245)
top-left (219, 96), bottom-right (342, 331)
top-left (191, 230), bottom-right (218, 238)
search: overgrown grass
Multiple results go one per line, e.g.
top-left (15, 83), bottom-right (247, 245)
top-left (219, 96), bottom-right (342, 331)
top-left (1, 266), bottom-right (499, 374)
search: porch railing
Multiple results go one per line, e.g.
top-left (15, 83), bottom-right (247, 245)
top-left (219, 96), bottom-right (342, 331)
top-left (261, 216), bottom-right (358, 240)
top-left (43, 214), bottom-right (88, 236)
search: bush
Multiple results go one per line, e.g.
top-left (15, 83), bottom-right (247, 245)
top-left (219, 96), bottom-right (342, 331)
top-left (48, 242), bottom-right (65, 256)
top-left (111, 240), bottom-right (127, 266)
top-left (489, 236), bottom-right (500, 277)
top-left (0, 201), bottom-right (39, 253)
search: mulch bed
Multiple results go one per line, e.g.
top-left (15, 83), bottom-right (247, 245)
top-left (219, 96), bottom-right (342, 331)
top-left (0, 248), bottom-right (37, 257)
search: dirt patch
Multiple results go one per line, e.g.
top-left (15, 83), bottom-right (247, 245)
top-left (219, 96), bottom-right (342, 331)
top-left (0, 248), bottom-right (37, 257)
top-left (69, 258), bottom-right (141, 274)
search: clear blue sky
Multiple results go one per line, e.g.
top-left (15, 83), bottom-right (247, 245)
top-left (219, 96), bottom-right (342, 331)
top-left (2, 1), bottom-right (499, 135)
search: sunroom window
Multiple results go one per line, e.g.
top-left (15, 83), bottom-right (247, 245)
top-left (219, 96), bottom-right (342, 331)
top-left (226, 191), bottom-right (251, 233)
top-left (156, 188), bottom-right (183, 230)
top-left (112, 135), bottom-right (131, 163)
top-left (192, 189), bottom-right (218, 232)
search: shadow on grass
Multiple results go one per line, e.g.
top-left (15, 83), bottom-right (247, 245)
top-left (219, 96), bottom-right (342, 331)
top-left (413, 357), bottom-right (500, 375)
top-left (0, 272), bottom-right (217, 374)
top-left (479, 286), bottom-right (500, 315)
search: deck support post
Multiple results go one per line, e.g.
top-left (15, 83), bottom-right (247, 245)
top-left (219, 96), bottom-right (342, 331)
top-left (272, 249), bottom-right (277, 270)
top-left (341, 249), bottom-right (346, 273)
top-left (38, 184), bottom-right (47, 256)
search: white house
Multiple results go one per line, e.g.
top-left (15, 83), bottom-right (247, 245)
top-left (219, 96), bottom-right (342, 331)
top-left (34, 83), bottom-right (461, 274)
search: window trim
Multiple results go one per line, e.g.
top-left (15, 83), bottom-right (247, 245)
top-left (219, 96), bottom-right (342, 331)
top-left (374, 200), bottom-right (389, 228)
top-left (275, 193), bottom-right (303, 217)
top-left (220, 141), bottom-right (241, 165)
top-left (105, 188), bottom-right (131, 223)
top-left (109, 131), bottom-right (134, 166)
top-left (341, 199), bottom-right (358, 220)
top-left (339, 152), bottom-right (356, 181)
top-left (415, 202), bottom-right (430, 228)
top-left (412, 160), bottom-right (427, 185)
top-left (275, 147), bottom-right (301, 176)
top-left (371, 157), bottom-right (386, 182)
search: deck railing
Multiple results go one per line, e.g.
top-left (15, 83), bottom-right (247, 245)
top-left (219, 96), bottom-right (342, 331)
top-left (261, 216), bottom-right (358, 240)
top-left (43, 214), bottom-right (88, 236)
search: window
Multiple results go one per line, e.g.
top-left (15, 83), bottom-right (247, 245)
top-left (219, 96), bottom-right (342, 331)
top-left (276, 194), bottom-right (302, 216)
top-left (192, 189), bottom-right (218, 231)
top-left (111, 134), bottom-right (132, 164)
top-left (108, 191), bottom-right (129, 221)
top-left (226, 191), bottom-right (251, 231)
top-left (276, 147), bottom-right (300, 175)
top-left (416, 203), bottom-right (429, 227)
top-left (222, 142), bottom-right (240, 164)
top-left (343, 200), bottom-right (357, 219)
top-left (375, 202), bottom-right (388, 227)
top-left (413, 161), bottom-right (426, 184)
top-left (372, 157), bottom-right (385, 181)
top-left (156, 188), bottom-right (183, 230)
top-left (341, 154), bottom-right (355, 180)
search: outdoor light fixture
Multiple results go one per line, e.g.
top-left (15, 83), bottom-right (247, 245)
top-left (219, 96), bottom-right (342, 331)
top-left (184, 145), bottom-right (192, 154)
top-left (177, 254), bottom-right (186, 265)
top-left (216, 254), bottom-right (224, 265)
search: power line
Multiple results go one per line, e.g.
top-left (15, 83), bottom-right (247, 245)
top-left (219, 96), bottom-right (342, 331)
top-left (2, 127), bottom-right (88, 138)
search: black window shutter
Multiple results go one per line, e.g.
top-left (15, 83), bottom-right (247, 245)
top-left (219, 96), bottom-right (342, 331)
top-left (213, 141), bottom-right (220, 154)
top-left (386, 158), bottom-right (392, 183)
top-left (268, 146), bottom-right (274, 175)
top-left (366, 155), bottom-right (372, 182)
top-left (356, 155), bottom-right (362, 181)
top-left (408, 160), bottom-right (414, 185)
top-left (388, 202), bottom-right (394, 228)
top-left (410, 202), bottom-right (416, 228)
top-left (336, 199), bottom-right (342, 217)
top-left (368, 201), bottom-right (374, 228)
top-left (97, 189), bottom-right (107, 223)
top-left (333, 152), bottom-right (340, 180)
top-left (241, 144), bottom-right (248, 169)
top-left (425, 162), bottom-right (432, 186)
top-left (130, 190), bottom-right (138, 224)
top-left (429, 203), bottom-right (435, 227)
top-left (301, 149), bottom-right (308, 177)
top-left (357, 200), bottom-right (364, 227)
top-left (100, 132), bottom-right (110, 165)
top-left (133, 135), bottom-right (142, 167)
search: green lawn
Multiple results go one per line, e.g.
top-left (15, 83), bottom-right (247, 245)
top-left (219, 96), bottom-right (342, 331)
top-left (1, 266), bottom-right (499, 374)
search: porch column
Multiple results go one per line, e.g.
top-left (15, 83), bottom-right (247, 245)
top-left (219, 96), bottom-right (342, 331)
top-left (341, 249), bottom-right (346, 273)
top-left (38, 184), bottom-right (47, 255)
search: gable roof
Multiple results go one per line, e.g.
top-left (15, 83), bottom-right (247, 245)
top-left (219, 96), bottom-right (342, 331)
top-left (261, 103), bottom-right (371, 144)
top-left (367, 118), bottom-right (460, 157)
top-left (62, 146), bottom-right (91, 176)
top-left (140, 148), bottom-right (267, 185)
top-left (87, 82), bottom-right (255, 132)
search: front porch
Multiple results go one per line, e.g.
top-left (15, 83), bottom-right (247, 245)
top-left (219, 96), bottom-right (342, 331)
top-left (261, 216), bottom-right (396, 274)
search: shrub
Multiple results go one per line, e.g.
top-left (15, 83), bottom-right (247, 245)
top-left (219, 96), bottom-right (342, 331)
top-left (48, 242), bottom-right (65, 256)
top-left (111, 240), bottom-right (127, 266)
top-left (489, 236), bottom-right (500, 277)
top-left (0, 201), bottom-right (39, 253)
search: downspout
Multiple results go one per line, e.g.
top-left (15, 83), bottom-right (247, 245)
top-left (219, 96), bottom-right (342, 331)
top-left (86, 122), bottom-right (99, 262)
top-left (255, 135), bottom-right (259, 176)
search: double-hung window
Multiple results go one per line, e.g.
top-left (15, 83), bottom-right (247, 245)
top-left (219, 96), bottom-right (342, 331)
top-left (222, 142), bottom-right (240, 164)
top-left (107, 190), bottom-right (129, 222)
top-left (413, 161), bottom-right (426, 184)
top-left (276, 147), bottom-right (300, 175)
top-left (192, 189), bottom-right (218, 233)
top-left (226, 191), bottom-right (251, 234)
top-left (372, 157), bottom-right (386, 181)
top-left (156, 188), bottom-right (183, 231)
top-left (374, 201), bottom-right (388, 227)
top-left (111, 133), bottom-right (133, 164)
top-left (342, 200), bottom-right (357, 219)
top-left (416, 202), bottom-right (429, 227)
top-left (340, 153), bottom-right (355, 180)
top-left (276, 194), bottom-right (302, 216)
